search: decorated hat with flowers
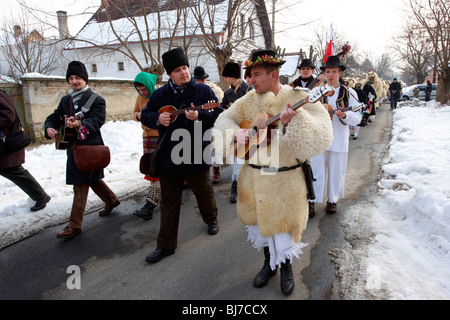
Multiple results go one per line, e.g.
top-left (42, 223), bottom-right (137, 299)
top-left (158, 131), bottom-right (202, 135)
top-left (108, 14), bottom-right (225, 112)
top-left (244, 49), bottom-right (285, 69)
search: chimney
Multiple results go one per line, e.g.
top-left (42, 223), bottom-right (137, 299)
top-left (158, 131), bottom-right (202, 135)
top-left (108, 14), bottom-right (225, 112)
top-left (57, 11), bottom-right (70, 39)
top-left (13, 25), bottom-right (22, 37)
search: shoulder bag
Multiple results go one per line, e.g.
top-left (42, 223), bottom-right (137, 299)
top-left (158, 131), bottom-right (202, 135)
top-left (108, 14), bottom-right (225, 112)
top-left (139, 129), bottom-right (168, 178)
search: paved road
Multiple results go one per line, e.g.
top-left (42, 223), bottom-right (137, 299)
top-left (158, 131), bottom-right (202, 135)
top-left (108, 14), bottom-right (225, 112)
top-left (0, 103), bottom-right (392, 302)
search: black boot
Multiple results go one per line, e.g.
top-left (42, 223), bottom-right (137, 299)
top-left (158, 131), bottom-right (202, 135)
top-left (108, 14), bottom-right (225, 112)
top-left (230, 180), bottom-right (237, 204)
top-left (133, 202), bottom-right (156, 220)
top-left (280, 259), bottom-right (295, 295)
top-left (253, 247), bottom-right (277, 288)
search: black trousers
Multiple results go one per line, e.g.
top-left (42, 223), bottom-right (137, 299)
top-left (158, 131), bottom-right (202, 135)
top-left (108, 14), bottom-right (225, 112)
top-left (390, 96), bottom-right (399, 109)
top-left (157, 167), bottom-right (218, 250)
top-left (0, 165), bottom-right (46, 201)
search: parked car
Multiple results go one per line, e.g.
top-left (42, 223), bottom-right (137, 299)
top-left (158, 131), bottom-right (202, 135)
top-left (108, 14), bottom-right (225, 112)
top-left (402, 84), bottom-right (437, 101)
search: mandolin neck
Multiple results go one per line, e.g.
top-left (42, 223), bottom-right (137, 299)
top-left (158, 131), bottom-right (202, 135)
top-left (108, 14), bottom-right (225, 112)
top-left (264, 98), bottom-right (308, 127)
top-left (171, 105), bottom-right (204, 115)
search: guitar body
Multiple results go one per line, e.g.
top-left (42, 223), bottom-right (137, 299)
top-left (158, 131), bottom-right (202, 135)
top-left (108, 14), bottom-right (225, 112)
top-left (55, 112), bottom-right (84, 150)
top-left (234, 112), bottom-right (275, 159)
top-left (55, 128), bottom-right (76, 150)
top-left (233, 84), bottom-right (336, 159)
top-left (325, 104), bottom-right (334, 120)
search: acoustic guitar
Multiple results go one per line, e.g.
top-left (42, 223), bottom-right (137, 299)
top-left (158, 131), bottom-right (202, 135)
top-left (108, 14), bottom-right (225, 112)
top-left (55, 111), bottom-right (84, 150)
top-left (234, 84), bottom-right (335, 159)
top-left (159, 101), bottom-right (220, 123)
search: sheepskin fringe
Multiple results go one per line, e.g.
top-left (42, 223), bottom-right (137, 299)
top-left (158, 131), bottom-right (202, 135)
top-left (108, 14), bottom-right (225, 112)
top-left (246, 226), bottom-right (308, 270)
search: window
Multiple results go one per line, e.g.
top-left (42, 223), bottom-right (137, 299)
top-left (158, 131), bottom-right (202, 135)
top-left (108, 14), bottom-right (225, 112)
top-left (248, 18), bottom-right (255, 40)
top-left (92, 64), bottom-right (97, 73)
top-left (240, 14), bottom-right (245, 37)
top-left (118, 62), bottom-right (124, 71)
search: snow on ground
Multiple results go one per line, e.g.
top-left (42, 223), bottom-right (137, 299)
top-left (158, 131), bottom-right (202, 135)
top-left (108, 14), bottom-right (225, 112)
top-left (338, 99), bottom-right (450, 300)
top-left (0, 120), bottom-right (146, 248)
top-left (1, 99), bottom-right (450, 299)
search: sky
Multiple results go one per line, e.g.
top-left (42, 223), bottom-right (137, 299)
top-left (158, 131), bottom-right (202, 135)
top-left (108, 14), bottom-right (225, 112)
top-left (1, 95), bottom-right (450, 299)
top-left (2, 0), bottom-right (408, 59)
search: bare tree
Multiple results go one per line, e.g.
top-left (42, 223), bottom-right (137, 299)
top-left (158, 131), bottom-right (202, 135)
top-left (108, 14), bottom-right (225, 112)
top-left (391, 21), bottom-right (432, 83)
top-left (0, 8), bottom-right (60, 81)
top-left (408, 0), bottom-right (450, 104)
top-left (309, 24), bottom-right (361, 76)
top-left (189, 0), bottom-right (260, 89)
top-left (372, 53), bottom-right (395, 80)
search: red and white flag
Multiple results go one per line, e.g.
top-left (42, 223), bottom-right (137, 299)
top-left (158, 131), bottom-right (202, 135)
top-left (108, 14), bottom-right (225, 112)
top-left (324, 24), bottom-right (335, 63)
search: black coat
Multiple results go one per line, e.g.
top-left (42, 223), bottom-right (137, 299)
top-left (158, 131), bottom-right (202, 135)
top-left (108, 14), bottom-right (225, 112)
top-left (0, 90), bottom-right (25, 170)
top-left (354, 88), bottom-right (368, 105)
top-left (389, 82), bottom-right (402, 100)
top-left (220, 81), bottom-right (251, 109)
top-left (291, 75), bottom-right (315, 88)
top-left (44, 88), bottom-right (107, 185)
top-left (363, 84), bottom-right (377, 102)
top-left (140, 77), bottom-right (222, 174)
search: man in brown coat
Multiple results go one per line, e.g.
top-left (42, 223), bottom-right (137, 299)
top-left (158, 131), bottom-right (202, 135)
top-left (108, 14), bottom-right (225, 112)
top-left (0, 90), bottom-right (51, 211)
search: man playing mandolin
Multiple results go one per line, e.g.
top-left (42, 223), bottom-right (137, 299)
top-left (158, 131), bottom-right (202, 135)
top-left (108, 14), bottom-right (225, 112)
top-left (213, 49), bottom-right (333, 295)
top-left (140, 47), bottom-right (222, 264)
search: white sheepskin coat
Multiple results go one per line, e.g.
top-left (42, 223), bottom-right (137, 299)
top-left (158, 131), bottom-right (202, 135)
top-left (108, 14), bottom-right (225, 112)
top-left (213, 85), bottom-right (333, 243)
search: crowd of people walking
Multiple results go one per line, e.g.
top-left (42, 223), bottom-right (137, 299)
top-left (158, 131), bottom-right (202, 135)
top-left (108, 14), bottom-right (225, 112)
top-left (1, 46), bottom-right (397, 296)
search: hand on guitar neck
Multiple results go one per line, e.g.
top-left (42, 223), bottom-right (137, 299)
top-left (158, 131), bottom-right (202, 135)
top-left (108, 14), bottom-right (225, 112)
top-left (158, 101), bottom-right (219, 126)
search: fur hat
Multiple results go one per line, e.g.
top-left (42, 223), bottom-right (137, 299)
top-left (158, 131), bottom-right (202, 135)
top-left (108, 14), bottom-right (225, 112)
top-left (320, 55), bottom-right (346, 71)
top-left (162, 47), bottom-right (189, 75)
top-left (297, 58), bottom-right (315, 69)
top-left (244, 49), bottom-right (285, 69)
top-left (193, 66), bottom-right (209, 79)
top-left (66, 61), bottom-right (89, 83)
top-left (222, 62), bottom-right (241, 78)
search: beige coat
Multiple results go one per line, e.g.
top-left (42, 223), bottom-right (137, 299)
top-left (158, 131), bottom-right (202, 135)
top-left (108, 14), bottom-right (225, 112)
top-left (213, 85), bottom-right (333, 242)
top-left (133, 95), bottom-right (158, 138)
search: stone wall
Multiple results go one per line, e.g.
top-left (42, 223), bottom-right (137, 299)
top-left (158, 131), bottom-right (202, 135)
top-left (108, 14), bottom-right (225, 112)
top-left (21, 75), bottom-right (137, 141)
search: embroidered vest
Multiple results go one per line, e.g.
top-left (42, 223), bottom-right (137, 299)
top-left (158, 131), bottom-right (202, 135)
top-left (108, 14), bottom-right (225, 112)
top-left (321, 86), bottom-right (349, 125)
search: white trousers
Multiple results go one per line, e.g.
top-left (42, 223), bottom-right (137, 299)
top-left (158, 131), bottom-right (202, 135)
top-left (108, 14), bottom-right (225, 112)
top-left (309, 151), bottom-right (348, 204)
top-left (310, 153), bottom-right (326, 203)
top-left (231, 156), bottom-right (244, 182)
top-left (247, 226), bottom-right (308, 270)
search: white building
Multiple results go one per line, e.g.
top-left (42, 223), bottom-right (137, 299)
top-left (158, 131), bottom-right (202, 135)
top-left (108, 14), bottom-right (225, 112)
top-left (64, 0), bottom-right (273, 82)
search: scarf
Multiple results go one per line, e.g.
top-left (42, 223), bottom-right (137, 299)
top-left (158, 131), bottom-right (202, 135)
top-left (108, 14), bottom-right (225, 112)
top-left (70, 85), bottom-right (90, 140)
top-left (71, 85), bottom-right (90, 106)
top-left (168, 79), bottom-right (185, 95)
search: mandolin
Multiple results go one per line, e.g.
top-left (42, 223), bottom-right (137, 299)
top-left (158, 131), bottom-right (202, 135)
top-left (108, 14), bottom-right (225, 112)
top-left (159, 101), bottom-right (220, 123)
top-left (324, 103), bottom-right (364, 120)
top-left (55, 111), bottom-right (84, 150)
top-left (234, 84), bottom-right (335, 159)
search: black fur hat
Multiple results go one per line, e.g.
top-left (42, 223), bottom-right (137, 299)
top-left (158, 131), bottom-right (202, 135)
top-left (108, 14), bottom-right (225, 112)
top-left (222, 62), bottom-right (241, 78)
top-left (193, 66), bottom-right (209, 79)
top-left (66, 61), bottom-right (89, 83)
top-left (162, 47), bottom-right (190, 75)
